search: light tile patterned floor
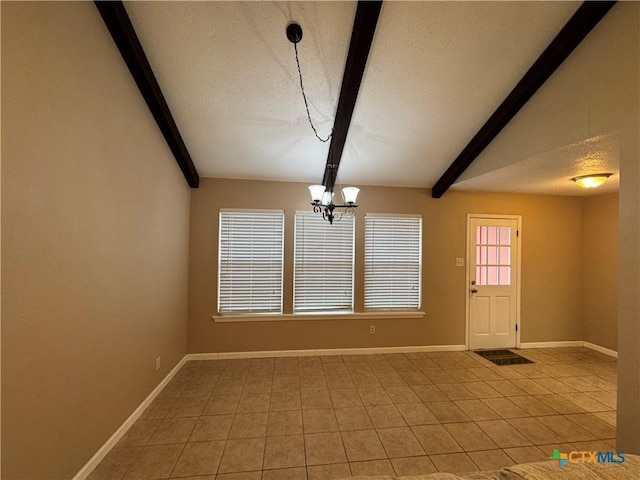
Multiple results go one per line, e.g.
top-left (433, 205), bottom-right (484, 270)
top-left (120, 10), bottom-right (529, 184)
top-left (88, 347), bottom-right (617, 479)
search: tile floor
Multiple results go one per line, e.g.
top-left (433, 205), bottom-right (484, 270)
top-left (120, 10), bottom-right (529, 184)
top-left (88, 347), bottom-right (617, 479)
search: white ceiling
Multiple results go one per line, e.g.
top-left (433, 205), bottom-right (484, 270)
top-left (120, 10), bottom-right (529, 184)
top-left (453, 134), bottom-right (619, 197)
top-left (124, 1), bottom-right (619, 196)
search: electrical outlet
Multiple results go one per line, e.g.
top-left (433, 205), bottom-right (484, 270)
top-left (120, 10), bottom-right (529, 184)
top-left (155, 357), bottom-right (161, 371)
top-left (369, 325), bottom-right (376, 335)
top-left (456, 257), bottom-right (464, 267)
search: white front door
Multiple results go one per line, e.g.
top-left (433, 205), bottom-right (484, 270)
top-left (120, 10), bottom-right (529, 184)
top-left (467, 216), bottom-right (520, 350)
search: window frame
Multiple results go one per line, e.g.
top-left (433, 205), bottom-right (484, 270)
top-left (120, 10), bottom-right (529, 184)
top-left (364, 213), bottom-right (423, 311)
top-left (293, 211), bottom-right (355, 314)
top-left (217, 208), bottom-right (285, 316)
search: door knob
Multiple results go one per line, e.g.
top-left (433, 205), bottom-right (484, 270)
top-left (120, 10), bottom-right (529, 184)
top-left (470, 288), bottom-right (478, 294)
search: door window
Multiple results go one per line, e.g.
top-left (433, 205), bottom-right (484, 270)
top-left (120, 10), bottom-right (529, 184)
top-left (475, 226), bottom-right (511, 286)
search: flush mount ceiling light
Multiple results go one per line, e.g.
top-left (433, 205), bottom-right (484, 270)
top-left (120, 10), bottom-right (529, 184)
top-left (571, 173), bottom-right (613, 188)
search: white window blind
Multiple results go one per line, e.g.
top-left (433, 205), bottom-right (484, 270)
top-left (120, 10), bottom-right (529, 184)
top-left (294, 212), bottom-right (355, 313)
top-left (365, 214), bottom-right (422, 310)
top-left (218, 210), bottom-right (284, 315)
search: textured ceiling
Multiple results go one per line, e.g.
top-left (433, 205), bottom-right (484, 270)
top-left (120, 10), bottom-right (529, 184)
top-left (123, 1), bottom-right (610, 195)
top-left (453, 134), bottom-right (620, 197)
top-left (336, 0), bottom-right (580, 187)
top-left (125, 1), bottom-right (355, 182)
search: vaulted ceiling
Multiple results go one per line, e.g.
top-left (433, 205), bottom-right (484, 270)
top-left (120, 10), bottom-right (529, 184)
top-left (121, 1), bottom-right (620, 196)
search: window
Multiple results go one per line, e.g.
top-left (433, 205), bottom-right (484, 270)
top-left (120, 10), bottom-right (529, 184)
top-left (218, 210), bottom-right (284, 315)
top-left (294, 212), bottom-right (355, 313)
top-left (365, 214), bottom-right (422, 309)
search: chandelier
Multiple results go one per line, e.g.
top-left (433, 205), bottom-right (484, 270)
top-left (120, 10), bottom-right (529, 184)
top-left (287, 22), bottom-right (360, 224)
top-left (308, 185), bottom-right (359, 224)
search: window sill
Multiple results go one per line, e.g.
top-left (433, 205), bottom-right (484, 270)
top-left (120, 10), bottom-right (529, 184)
top-left (212, 311), bottom-right (425, 323)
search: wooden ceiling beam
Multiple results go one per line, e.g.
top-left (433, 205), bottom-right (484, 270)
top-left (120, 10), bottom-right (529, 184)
top-left (95, 1), bottom-right (200, 188)
top-left (322, 1), bottom-right (383, 191)
top-left (431, 1), bottom-right (616, 199)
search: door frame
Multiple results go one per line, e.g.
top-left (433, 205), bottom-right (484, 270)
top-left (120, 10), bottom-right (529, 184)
top-left (465, 214), bottom-right (522, 351)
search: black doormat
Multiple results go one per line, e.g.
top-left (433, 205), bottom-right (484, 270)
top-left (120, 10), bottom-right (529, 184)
top-left (474, 349), bottom-right (534, 366)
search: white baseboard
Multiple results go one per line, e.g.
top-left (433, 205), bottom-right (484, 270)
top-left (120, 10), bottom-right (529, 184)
top-left (584, 341), bottom-right (618, 358)
top-left (73, 339), bottom-right (620, 479)
top-left (73, 355), bottom-right (188, 480)
top-left (74, 343), bottom-right (461, 477)
top-left (520, 340), bottom-right (618, 358)
top-left (187, 344), bottom-right (466, 361)
top-left (520, 341), bottom-right (584, 349)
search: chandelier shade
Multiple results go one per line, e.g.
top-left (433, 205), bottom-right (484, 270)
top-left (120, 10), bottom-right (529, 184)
top-left (308, 185), bottom-right (326, 203)
top-left (341, 187), bottom-right (360, 204)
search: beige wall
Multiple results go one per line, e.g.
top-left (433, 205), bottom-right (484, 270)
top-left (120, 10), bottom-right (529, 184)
top-left (614, 0), bottom-right (640, 452)
top-left (457, 0), bottom-right (638, 451)
top-left (1, 3), bottom-right (190, 478)
top-left (189, 178), bottom-right (584, 353)
top-left (582, 193), bottom-right (618, 351)
top-left (1, 2), bottom-right (636, 477)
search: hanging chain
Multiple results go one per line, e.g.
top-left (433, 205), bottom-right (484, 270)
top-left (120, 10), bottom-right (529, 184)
top-left (294, 42), bottom-right (332, 143)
